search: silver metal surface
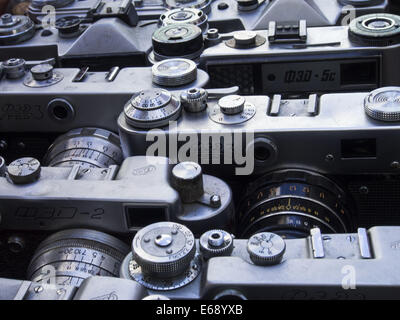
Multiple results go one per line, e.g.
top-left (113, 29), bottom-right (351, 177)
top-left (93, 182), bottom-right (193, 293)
top-left (160, 8), bottom-right (208, 32)
top-left (209, 98), bottom-right (256, 124)
top-left (0, 156), bottom-right (234, 234)
top-left (358, 228), bottom-right (372, 259)
top-left (0, 66), bottom-right (209, 133)
top-left (199, 229), bottom-right (234, 259)
top-left (129, 222), bottom-right (199, 289)
top-left (2, 58), bottom-right (26, 79)
top-left (0, 14), bottom-right (35, 45)
top-left (171, 162), bottom-right (204, 203)
top-left (124, 89), bottom-right (182, 128)
top-left (247, 232), bottom-right (286, 265)
top-left (27, 229), bottom-right (129, 287)
top-left (180, 87), bottom-right (208, 112)
top-left (43, 127), bottom-right (123, 169)
top-left (364, 87), bottom-right (400, 121)
top-left (311, 228), bottom-right (325, 258)
top-left (152, 58), bottom-right (197, 87)
top-left (7, 157), bottom-right (41, 185)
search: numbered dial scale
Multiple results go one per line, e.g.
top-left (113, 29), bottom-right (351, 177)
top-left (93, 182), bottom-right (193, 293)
top-left (124, 89), bottom-right (182, 128)
top-left (209, 95), bottom-right (256, 125)
top-left (238, 170), bottom-right (352, 239)
top-left (128, 222), bottom-right (201, 291)
top-left (43, 128), bottom-right (123, 169)
top-left (27, 229), bottom-right (129, 287)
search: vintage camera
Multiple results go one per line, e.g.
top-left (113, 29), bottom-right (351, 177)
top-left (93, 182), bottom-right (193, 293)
top-left (0, 13), bottom-right (156, 70)
top-left (0, 58), bottom-right (208, 134)
top-left (26, 0), bottom-right (390, 32)
top-left (200, 13), bottom-right (400, 95)
top-left (117, 86), bottom-right (400, 236)
top-left (0, 155), bottom-right (234, 235)
top-left (27, 0), bottom-right (139, 25)
top-left (3, 222), bottom-right (399, 299)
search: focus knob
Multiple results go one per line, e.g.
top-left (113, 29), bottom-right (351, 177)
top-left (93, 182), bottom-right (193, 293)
top-left (171, 161), bottom-right (204, 203)
top-left (30, 63), bottom-right (53, 81)
top-left (132, 222), bottom-right (196, 278)
top-left (364, 87), bottom-right (400, 122)
top-left (218, 95), bottom-right (245, 115)
top-left (247, 232), bottom-right (286, 266)
top-left (7, 157), bottom-right (41, 185)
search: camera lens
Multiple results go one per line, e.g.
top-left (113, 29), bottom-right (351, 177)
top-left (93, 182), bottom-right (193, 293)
top-left (237, 170), bottom-right (352, 239)
top-left (27, 229), bottom-right (129, 287)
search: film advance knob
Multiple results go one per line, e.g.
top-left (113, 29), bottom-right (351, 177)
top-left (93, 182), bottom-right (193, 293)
top-left (30, 63), bottom-right (54, 81)
top-left (171, 161), bottom-right (204, 203)
top-left (199, 229), bottom-right (234, 259)
top-left (152, 58), bottom-right (197, 87)
top-left (218, 95), bottom-right (246, 115)
top-left (132, 222), bottom-right (196, 278)
top-left (7, 157), bottom-right (41, 185)
top-left (247, 232), bottom-right (286, 266)
top-left (364, 87), bottom-right (400, 121)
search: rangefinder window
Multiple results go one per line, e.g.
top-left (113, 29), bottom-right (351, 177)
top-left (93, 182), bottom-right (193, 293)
top-left (341, 139), bottom-right (377, 159)
top-left (340, 61), bottom-right (379, 86)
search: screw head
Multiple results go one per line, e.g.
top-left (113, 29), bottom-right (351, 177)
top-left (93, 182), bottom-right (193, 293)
top-left (34, 286), bottom-right (43, 293)
top-left (325, 154), bottom-right (334, 162)
top-left (391, 161), bottom-right (400, 169)
top-left (359, 186), bottom-right (369, 195)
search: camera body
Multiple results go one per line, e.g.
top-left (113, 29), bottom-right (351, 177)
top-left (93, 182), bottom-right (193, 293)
top-left (118, 225), bottom-right (400, 300)
top-left (117, 87), bottom-right (400, 234)
top-left (27, 0), bottom-right (390, 30)
top-left (0, 156), bottom-right (234, 235)
top-left (0, 62), bottom-right (209, 134)
top-left (28, 0), bottom-right (139, 25)
top-left (201, 14), bottom-right (400, 95)
top-left (118, 89), bottom-right (400, 175)
top-left (0, 15), bottom-right (156, 70)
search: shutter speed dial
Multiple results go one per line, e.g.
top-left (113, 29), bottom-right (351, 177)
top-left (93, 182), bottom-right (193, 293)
top-left (209, 94), bottom-right (256, 124)
top-left (124, 89), bottom-right (182, 128)
top-left (129, 222), bottom-right (201, 290)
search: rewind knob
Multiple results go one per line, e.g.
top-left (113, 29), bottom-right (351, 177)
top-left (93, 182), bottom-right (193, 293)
top-left (364, 87), bottom-right (400, 121)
